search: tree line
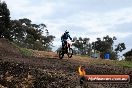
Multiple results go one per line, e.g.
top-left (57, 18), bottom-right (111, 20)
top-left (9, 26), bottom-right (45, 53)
top-left (71, 35), bottom-right (126, 60)
top-left (0, 1), bottom-right (132, 61)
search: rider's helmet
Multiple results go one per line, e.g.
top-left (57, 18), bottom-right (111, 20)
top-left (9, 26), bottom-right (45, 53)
top-left (65, 30), bottom-right (69, 34)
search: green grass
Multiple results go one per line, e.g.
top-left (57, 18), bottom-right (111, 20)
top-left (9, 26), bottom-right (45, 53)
top-left (77, 54), bottom-right (132, 68)
top-left (103, 60), bottom-right (132, 68)
top-left (88, 59), bottom-right (132, 68)
top-left (10, 42), bottom-right (20, 48)
top-left (80, 55), bottom-right (90, 58)
top-left (11, 42), bottom-right (33, 57)
top-left (117, 60), bottom-right (132, 68)
top-left (19, 48), bottom-right (33, 57)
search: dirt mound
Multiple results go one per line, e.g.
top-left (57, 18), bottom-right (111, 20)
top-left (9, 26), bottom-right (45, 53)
top-left (0, 38), bottom-right (20, 56)
top-left (32, 50), bottom-right (58, 58)
top-left (0, 60), bottom-right (80, 88)
top-left (0, 55), bottom-right (131, 88)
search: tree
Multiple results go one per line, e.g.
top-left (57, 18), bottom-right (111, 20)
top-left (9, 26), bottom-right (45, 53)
top-left (73, 37), bottom-right (91, 55)
top-left (123, 49), bottom-right (132, 61)
top-left (115, 43), bottom-right (126, 52)
top-left (92, 35), bottom-right (114, 53)
top-left (91, 35), bottom-right (125, 60)
top-left (0, 1), bottom-right (11, 40)
top-left (10, 20), bottom-right (27, 46)
top-left (10, 18), bottom-right (55, 51)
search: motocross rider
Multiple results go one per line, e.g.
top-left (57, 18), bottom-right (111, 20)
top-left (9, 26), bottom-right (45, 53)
top-left (61, 30), bottom-right (72, 50)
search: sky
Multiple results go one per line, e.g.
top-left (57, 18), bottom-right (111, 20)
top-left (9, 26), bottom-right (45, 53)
top-left (2, 0), bottom-right (132, 56)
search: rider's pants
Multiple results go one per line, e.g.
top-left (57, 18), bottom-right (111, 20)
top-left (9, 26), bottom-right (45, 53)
top-left (62, 40), bottom-right (67, 49)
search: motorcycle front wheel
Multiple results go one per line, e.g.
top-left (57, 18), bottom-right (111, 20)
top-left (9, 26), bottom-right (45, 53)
top-left (67, 48), bottom-right (73, 58)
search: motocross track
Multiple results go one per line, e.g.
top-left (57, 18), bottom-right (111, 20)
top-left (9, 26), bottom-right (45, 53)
top-left (0, 38), bottom-right (131, 88)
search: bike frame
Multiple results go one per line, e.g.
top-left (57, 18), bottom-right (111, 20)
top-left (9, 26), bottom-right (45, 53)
top-left (66, 40), bottom-right (73, 49)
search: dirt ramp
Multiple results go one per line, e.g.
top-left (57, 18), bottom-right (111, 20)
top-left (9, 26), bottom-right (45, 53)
top-left (0, 38), bottom-right (20, 56)
top-left (31, 50), bottom-right (58, 58)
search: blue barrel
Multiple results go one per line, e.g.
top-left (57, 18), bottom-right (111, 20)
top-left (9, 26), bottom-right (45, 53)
top-left (105, 53), bottom-right (110, 60)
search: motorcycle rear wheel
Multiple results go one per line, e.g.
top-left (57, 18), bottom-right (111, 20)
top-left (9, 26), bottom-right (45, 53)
top-left (59, 50), bottom-right (64, 59)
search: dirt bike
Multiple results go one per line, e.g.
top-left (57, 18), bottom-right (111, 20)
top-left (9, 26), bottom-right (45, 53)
top-left (59, 40), bottom-right (73, 59)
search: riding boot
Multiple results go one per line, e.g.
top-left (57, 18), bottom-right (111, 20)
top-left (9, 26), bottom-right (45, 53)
top-left (65, 47), bottom-right (68, 53)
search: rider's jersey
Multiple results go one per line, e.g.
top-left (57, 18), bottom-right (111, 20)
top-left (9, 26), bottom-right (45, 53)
top-left (61, 33), bottom-right (72, 42)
